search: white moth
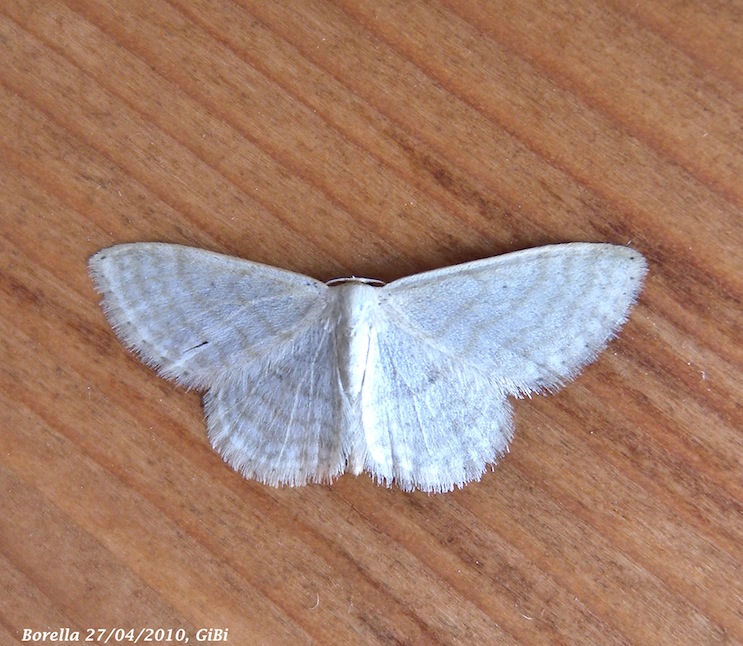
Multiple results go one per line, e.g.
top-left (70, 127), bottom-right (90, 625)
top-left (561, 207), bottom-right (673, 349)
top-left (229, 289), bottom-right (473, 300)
top-left (89, 242), bottom-right (647, 493)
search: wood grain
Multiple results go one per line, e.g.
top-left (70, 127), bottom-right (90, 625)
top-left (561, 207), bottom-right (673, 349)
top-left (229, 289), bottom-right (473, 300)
top-left (1, 1), bottom-right (740, 644)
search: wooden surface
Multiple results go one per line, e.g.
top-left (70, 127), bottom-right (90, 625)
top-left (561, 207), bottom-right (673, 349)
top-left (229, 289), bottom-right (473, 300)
top-left (1, 1), bottom-right (741, 644)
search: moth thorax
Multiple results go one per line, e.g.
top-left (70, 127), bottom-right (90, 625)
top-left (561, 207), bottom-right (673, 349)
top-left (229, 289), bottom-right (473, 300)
top-left (334, 281), bottom-right (381, 401)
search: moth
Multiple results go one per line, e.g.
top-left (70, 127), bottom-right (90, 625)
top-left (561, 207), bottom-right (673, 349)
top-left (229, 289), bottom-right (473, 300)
top-left (89, 242), bottom-right (647, 492)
